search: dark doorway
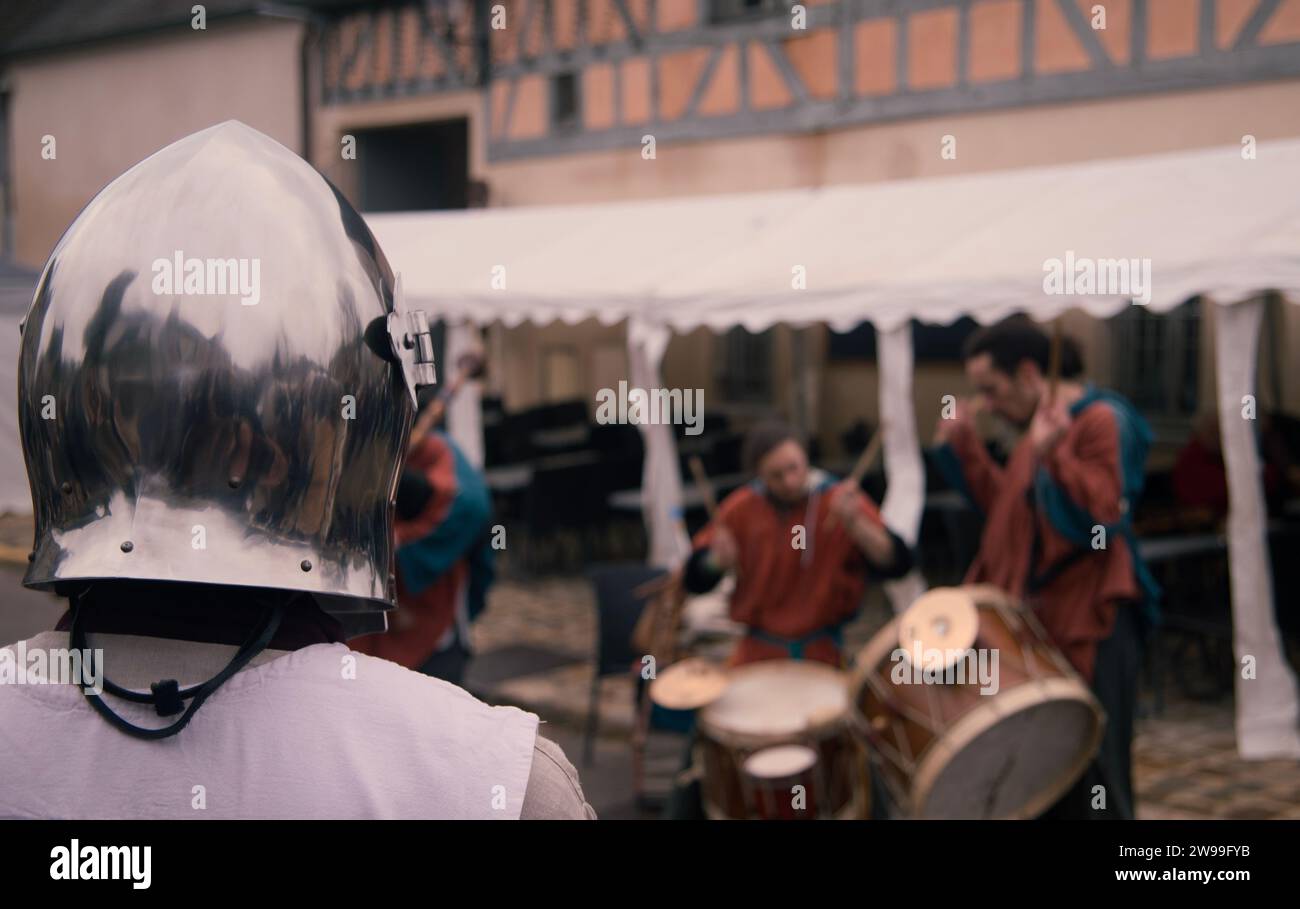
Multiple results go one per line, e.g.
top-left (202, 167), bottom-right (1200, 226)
top-left (354, 119), bottom-right (469, 212)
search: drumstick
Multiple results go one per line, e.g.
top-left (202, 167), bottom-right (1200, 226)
top-left (628, 455), bottom-right (719, 600)
top-left (688, 455), bottom-right (719, 520)
top-left (1047, 317), bottom-right (1063, 404)
top-left (690, 453), bottom-right (741, 586)
top-left (637, 458), bottom-right (732, 661)
top-left (846, 423), bottom-right (886, 487)
top-left (632, 574), bottom-right (676, 599)
top-left (408, 351), bottom-right (484, 452)
top-left (630, 568), bottom-right (688, 664)
top-left (827, 423), bottom-right (885, 530)
top-left (629, 457), bottom-right (717, 600)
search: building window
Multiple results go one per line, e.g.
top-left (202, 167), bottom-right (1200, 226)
top-left (710, 0), bottom-right (788, 24)
top-left (1109, 297), bottom-right (1201, 428)
top-left (717, 327), bottom-right (773, 402)
top-left (551, 71), bottom-right (580, 134)
top-left (352, 119), bottom-right (469, 212)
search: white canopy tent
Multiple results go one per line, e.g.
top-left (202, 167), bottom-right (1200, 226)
top-left (367, 139), bottom-right (1300, 759)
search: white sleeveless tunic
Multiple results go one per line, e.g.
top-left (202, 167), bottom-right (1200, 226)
top-left (0, 633), bottom-right (539, 819)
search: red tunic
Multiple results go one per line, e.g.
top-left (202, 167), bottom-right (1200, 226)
top-left (948, 404), bottom-right (1140, 681)
top-left (350, 434), bottom-right (465, 669)
top-left (692, 481), bottom-right (886, 668)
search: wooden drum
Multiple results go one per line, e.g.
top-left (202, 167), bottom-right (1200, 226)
top-left (848, 585), bottom-right (1104, 819)
top-left (696, 660), bottom-right (870, 820)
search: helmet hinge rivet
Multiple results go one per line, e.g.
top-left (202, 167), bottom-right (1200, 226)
top-left (120, 541), bottom-right (134, 553)
top-left (300, 560), bottom-right (312, 572)
top-left (60, 481), bottom-right (72, 494)
top-left (228, 476), bottom-right (242, 488)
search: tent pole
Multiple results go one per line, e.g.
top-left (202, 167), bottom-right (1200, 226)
top-left (627, 317), bottom-right (690, 569)
top-left (444, 319), bottom-right (485, 469)
top-left (875, 321), bottom-right (927, 613)
top-left (1212, 297), bottom-right (1300, 759)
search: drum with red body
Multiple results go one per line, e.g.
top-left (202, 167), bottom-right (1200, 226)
top-left (848, 585), bottom-right (1103, 819)
top-left (741, 745), bottom-right (823, 820)
top-left (696, 660), bottom-right (870, 820)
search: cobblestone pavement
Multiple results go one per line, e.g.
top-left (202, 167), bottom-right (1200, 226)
top-left (473, 575), bottom-right (1300, 821)
top-left (1133, 703), bottom-right (1300, 820)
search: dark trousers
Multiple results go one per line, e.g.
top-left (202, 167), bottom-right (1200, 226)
top-left (1041, 602), bottom-right (1144, 819)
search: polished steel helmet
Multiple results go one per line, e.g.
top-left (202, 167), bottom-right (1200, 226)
top-left (18, 121), bottom-right (437, 620)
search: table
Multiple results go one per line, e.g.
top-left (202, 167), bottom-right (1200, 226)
top-left (484, 450), bottom-right (605, 494)
top-left (1138, 532), bottom-right (1228, 564)
top-left (484, 464), bottom-right (532, 494)
top-left (608, 472), bottom-right (749, 512)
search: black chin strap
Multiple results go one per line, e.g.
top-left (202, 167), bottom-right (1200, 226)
top-left (69, 588), bottom-right (285, 741)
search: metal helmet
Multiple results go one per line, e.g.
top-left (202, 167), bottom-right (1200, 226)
top-left (18, 121), bottom-right (437, 621)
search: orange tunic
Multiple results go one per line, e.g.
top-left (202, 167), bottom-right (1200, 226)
top-left (689, 479), bottom-right (891, 668)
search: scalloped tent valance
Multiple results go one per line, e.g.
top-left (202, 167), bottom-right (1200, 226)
top-left (367, 140), bottom-right (1300, 332)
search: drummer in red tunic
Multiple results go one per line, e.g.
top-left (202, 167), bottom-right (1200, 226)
top-left (683, 421), bottom-right (913, 668)
top-left (931, 316), bottom-right (1159, 820)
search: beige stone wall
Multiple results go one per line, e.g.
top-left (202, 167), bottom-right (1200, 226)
top-left (7, 18), bottom-right (305, 269)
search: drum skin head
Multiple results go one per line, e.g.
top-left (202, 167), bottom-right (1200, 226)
top-left (700, 660), bottom-right (848, 742)
top-left (897, 587), bottom-right (979, 665)
top-left (743, 745), bottom-right (819, 780)
top-left (912, 677), bottom-right (1104, 819)
top-left (650, 657), bottom-right (730, 711)
top-left (696, 660), bottom-right (870, 820)
top-left (849, 585), bottom-right (1105, 820)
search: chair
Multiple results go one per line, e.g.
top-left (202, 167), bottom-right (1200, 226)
top-left (485, 414), bottom-right (535, 466)
top-left (522, 460), bottom-right (610, 571)
top-left (528, 399), bottom-right (589, 430)
top-left (584, 563), bottom-right (667, 775)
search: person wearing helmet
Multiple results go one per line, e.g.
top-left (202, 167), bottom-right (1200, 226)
top-left (0, 121), bottom-right (594, 820)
